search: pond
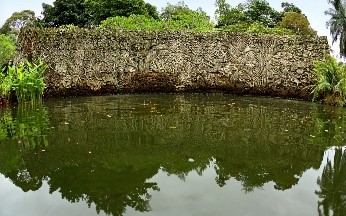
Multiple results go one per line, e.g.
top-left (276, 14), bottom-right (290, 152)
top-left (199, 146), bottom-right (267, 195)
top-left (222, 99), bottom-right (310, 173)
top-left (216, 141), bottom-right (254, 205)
top-left (0, 94), bottom-right (345, 216)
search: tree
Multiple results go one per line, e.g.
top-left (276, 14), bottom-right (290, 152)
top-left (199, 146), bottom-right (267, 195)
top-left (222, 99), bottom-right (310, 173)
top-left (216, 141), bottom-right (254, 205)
top-left (39, 0), bottom-right (90, 27)
top-left (160, 1), bottom-right (211, 29)
top-left (217, 4), bottom-right (248, 27)
top-left (244, 0), bottom-right (281, 27)
top-left (0, 10), bottom-right (36, 35)
top-left (160, 1), bottom-right (207, 21)
top-left (325, 0), bottom-right (346, 57)
top-left (85, 0), bottom-right (159, 25)
top-left (214, 0), bottom-right (231, 21)
top-left (281, 2), bottom-right (302, 14)
top-left (279, 12), bottom-right (316, 36)
top-left (216, 0), bottom-right (282, 28)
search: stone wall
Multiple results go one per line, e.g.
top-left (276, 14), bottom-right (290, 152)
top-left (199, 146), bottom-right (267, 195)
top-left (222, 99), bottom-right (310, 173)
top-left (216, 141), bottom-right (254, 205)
top-left (16, 28), bottom-right (329, 99)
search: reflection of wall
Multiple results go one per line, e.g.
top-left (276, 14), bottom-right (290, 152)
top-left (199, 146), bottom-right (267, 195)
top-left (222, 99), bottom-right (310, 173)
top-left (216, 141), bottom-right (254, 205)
top-left (44, 95), bottom-right (333, 191)
top-left (3, 95), bottom-right (344, 215)
top-left (16, 29), bottom-right (328, 99)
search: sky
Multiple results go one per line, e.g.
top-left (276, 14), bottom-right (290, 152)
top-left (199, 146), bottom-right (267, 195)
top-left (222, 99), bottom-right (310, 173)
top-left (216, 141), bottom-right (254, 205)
top-left (0, 0), bottom-right (338, 54)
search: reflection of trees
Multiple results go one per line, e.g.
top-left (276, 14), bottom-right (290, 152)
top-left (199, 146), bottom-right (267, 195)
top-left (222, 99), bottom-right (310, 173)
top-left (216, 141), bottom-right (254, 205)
top-left (1, 95), bottom-right (346, 215)
top-left (0, 103), bottom-right (49, 149)
top-left (316, 148), bottom-right (346, 216)
top-left (0, 103), bottom-right (50, 177)
top-left (48, 164), bottom-right (159, 215)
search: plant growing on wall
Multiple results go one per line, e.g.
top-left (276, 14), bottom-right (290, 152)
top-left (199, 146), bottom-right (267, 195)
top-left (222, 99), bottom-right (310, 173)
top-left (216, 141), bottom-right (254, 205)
top-left (99, 14), bottom-right (213, 32)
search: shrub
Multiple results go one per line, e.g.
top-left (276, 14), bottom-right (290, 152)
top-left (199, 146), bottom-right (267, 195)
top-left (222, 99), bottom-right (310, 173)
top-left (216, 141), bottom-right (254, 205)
top-left (312, 55), bottom-right (346, 106)
top-left (219, 22), bottom-right (294, 35)
top-left (98, 14), bottom-right (213, 32)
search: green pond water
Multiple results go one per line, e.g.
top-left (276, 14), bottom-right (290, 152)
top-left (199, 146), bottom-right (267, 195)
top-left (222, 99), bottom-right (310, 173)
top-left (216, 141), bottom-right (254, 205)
top-left (0, 94), bottom-right (346, 216)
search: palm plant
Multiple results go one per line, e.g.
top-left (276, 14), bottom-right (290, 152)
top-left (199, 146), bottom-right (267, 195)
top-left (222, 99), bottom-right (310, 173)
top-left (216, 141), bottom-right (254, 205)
top-left (325, 0), bottom-right (346, 57)
top-left (312, 55), bottom-right (346, 105)
top-left (315, 148), bottom-right (346, 216)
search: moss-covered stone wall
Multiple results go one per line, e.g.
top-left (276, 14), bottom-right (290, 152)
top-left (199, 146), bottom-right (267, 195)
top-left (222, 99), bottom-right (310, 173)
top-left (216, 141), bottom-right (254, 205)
top-left (16, 28), bottom-right (329, 99)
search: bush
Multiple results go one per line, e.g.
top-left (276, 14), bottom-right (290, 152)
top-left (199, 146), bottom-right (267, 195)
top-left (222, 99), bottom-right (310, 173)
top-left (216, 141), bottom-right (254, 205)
top-left (312, 55), bottom-right (346, 106)
top-left (219, 22), bottom-right (294, 35)
top-left (98, 14), bottom-right (213, 32)
top-left (246, 22), bottom-right (294, 35)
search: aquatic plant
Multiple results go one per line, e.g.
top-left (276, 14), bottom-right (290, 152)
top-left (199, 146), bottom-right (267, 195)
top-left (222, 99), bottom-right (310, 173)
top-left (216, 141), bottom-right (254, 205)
top-left (12, 59), bottom-right (48, 103)
top-left (312, 55), bottom-right (346, 106)
top-left (0, 58), bottom-right (48, 103)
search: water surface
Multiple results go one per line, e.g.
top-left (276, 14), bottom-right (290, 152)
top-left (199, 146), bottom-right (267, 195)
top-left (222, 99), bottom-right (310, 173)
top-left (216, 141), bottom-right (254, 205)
top-left (0, 94), bottom-right (345, 216)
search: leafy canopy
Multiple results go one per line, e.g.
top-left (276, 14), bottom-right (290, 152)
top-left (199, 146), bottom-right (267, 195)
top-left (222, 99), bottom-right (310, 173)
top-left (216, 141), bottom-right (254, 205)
top-left (0, 10), bottom-right (36, 35)
top-left (39, 0), bottom-right (90, 27)
top-left (325, 0), bottom-right (346, 57)
top-left (99, 13), bottom-right (213, 32)
top-left (279, 12), bottom-right (316, 36)
top-left (85, 0), bottom-right (159, 25)
top-left (216, 0), bottom-right (283, 28)
top-left (38, 0), bottom-right (159, 27)
top-left (281, 2), bottom-right (302, 14)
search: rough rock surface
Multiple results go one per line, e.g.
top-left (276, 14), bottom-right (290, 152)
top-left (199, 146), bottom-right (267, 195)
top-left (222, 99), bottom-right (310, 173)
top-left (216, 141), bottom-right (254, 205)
top-left (16, 28), bottom-right (329, 99)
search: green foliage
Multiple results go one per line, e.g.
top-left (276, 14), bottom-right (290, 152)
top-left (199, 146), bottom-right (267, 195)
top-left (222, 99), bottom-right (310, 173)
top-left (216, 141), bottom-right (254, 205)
top-left (0, 59), bottom-right (48, 103)
top-left (325, 0), bottom-right (346, 57)
top-left (85, 0), bottom-right (159, 25)
top-left (158, 2), bottom-right (211, 31)
top-left (244, 0), bottom-right (282, 27)
top-left (246, 22), bottom-right (294, 35)
top-left (0, 104), bottom-right (50, 150)
top-left (215, 0), bottom-right (308, 35)
top-left (99, 15), bottom-right (160, 31)
top-left (219, 22), bottom-right (294, 35)
top-left (0, 34), bottom-right (16, 65)
top-left (214, 0), bottom-right (231, 21)
top-left (99, 14), bottom-right (213, 32)
top-left (281, 2), bottom-right (302, 14)
top-left (217, 4), bottom-right (248, 27)
top-left (160, 1), bottom-right (208, 21)
top-left (39, 0), bottom-right (90, 27)
top-left (0, 10), bottom-right (36, 35)
top-left (312, 55), bottom-right (346, 106)
top-left (279, 12), bottom-right (316, 36)
top-left (58, 24), bottom-right (78, 30)
top-left (218, 23), bottom-right (250, 33)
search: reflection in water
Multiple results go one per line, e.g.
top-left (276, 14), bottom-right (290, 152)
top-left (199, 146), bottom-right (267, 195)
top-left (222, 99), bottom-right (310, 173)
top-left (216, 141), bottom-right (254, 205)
top-left (0, 103), bottom-right (50, 193)
top-left (0, 94), bottom-right (346, 215)
top-left (316, 148), bottom-right (346, 216)
top-left (0, 103), bottom-right (49, 149)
